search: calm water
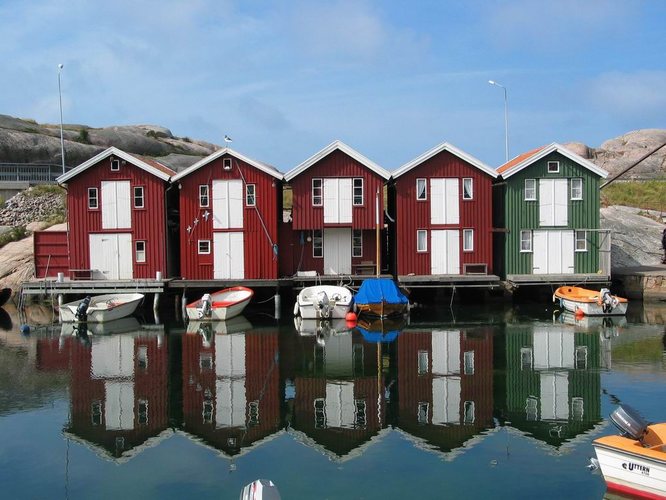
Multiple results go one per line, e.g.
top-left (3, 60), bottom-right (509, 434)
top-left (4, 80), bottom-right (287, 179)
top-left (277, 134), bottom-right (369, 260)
top-left (0, 298), bottom-right (665, 500)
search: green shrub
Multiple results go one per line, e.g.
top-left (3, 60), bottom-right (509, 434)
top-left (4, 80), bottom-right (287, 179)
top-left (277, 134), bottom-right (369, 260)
top-left (76, 128), bottom-right (91, 144)
top-left (601, 180), bottom-right (666, 211)
top-left (0, 226), bottom-right (28, 249)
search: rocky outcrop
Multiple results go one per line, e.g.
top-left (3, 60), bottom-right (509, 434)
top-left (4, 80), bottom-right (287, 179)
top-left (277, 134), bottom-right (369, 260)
top-left (0, 114), bottom-right (219, 170)
top-left (565, 129), bottom-right (666, 180)
top-left (0, 187), bottom-right (65, 227)
top-left (600, 206), bottom-right (665, 268)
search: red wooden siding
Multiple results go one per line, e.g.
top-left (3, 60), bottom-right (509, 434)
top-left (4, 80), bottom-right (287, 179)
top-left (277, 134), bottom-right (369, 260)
top-left (66, 158), bottom-right (169, 278)
top-left (177, 154), bottom-right (280, 280)
top-left (33, 230), bottom-right (69, 278)
top-left (394, 150), bottom-right (495, 275)
top-left (290, 149), bottom-right (385, 230)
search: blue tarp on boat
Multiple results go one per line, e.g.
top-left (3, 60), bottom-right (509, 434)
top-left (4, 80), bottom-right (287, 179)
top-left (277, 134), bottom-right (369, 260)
top-left (357, 327), bottom-right (401, 343)
top-left (354, 278), bottom-right (408, 306)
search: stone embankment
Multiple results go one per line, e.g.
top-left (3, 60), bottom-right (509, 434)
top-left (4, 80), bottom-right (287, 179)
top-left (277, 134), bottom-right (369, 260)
top-left (0, 187), bottom-right (65, 227)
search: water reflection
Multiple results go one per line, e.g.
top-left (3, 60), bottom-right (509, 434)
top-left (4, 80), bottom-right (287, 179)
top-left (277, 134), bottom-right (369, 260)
top-left (4, 302), bottom-right (663, 469)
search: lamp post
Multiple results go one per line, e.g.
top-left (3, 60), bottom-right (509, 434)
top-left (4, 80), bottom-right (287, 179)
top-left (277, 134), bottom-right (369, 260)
top-left (488, 80), bottom-right (509, 163)
top-left (58, 63), bottom-right (65, 175)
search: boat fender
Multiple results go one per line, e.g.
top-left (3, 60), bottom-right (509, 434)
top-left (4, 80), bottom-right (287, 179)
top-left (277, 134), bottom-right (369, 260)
top-left (293, 301), bottom-right (300, 317)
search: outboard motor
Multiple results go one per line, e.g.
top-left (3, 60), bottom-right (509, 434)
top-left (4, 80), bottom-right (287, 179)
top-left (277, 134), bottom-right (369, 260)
top-left (197, 294), bottom-right (212, 319)
top-left (75, 296), bottom-right (92, 322)
top-left (315, 291), bottom-right (331, 319)
top-left (609, 404), bottom-right (648, 443)
top-left (599, 288), bottom-right (619, 314)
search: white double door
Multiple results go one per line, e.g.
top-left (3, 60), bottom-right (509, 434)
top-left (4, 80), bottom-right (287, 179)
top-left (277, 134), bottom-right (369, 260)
top-left (89, 233), bottom-right (133, 279)
top-left (431, 230), bottom-right (460, 275)
top-left (213, 180), bottom-right (245, 279)
top-left (323, 228), bottom-right (352, 275)
top-left (533, 230), bottom-right (574, 274)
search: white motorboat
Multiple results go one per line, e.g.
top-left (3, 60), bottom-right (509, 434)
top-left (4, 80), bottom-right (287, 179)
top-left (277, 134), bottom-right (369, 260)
top-left (185, 286), bottom-right (253, 321)
top-left (592, 405), bottom-right (666, 499)
top-left (293, 285), bottom-right (353, 319)
top-left (59, 293), bottom-right (144, 323)
top-left (553, 286), bottom-right (628, 316)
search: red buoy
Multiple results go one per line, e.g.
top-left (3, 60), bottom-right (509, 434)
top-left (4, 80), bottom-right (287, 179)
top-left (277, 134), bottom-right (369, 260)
top-left (575, 308), bottom-right (585, 319)
top-left (345, 311), bottom-right (357, 324)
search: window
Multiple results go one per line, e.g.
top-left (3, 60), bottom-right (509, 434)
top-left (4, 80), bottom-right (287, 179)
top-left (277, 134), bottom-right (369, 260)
top-left (246, 184), bottom-right (256, 206)
top-left (88, 188), bottom-right (98, 209)
top-left (200, 353), bottom-right (212, 371)
top-left (416, 178), bottom-right (427, 200)
top-left (417, 350), bottom-right (429, 375)
top-left (111, 158), bottom-right (120, 171)
top-left (198, 240), bottom-right (211, 254)
top-left (571, 178), bottom-right (583, 200)
top-left (352, 229), bottom-right (363, 257)
top-left (312, 178), bottom-right (323, 206)
top-left (417, 230), bottom-right (427, 252)
top-left (575, 230), bottom-right (587, 252)
top-left (135, 241), bottom-right (146, 263)
top-left (526, 396), bottom-right (538, 421)
top-left (202, 399), bottom-right (213, 423)
top-left (520, 230), bottom-right (532, 252)
top-left (353, 178), bottom-right (363, 205)
top-left (463, 229), bottom-right (474, 252)
top-left (223, 158), bottom-right (232, 171)
top-left (547, 161), bottom-right (560, 173)
top-left (524, 179), bottom-right (536, 200)
top-left (91, 401), bottom-right (102, 426)
top-left (137, 346), bottom-right (148, 369)
top-left (520, 347), bottom-right (533, 370)
top-left (314, 398), bottom-right (326, 429)
top-left (464, 351), bottom-right (475, 375)
top-left (199, 185), bottom-right (209, 207)
top-left (418, 402), bottom-right (429, 424)
top-left (134, 186), bottom-right (144, 208)
top-left (248, 401), bottom-right (259, 427)
top-left (138, 400), bottom-right (148, 425)
top-left (312, 230), bottom-right (323, 258)
top-left (575, 346), bottom-right (588, 369)
top-left (355, 400), bottom-right (367, 428)
top-left (572, 397), bottom-right (584, 421)
top-left (463, 178), bottom-right (473, 200)
top-left (464, 401), bottom-right (475, 424)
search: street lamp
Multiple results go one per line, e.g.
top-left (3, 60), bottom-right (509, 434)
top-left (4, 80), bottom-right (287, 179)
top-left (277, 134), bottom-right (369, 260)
top-left (488, 80), bottom-right (509, 163)
top-left (58, 63), bottom-right (65, 175)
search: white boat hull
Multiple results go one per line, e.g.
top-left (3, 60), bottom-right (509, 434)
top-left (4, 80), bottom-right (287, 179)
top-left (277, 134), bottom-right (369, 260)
top-left (295, 285), bottom-right (353, 319)
top-left (59, 293), bottom-right (144, 323)
top-left (185, 287), bottom-right (253, 321)
top-left (593, 443), bottom-right (666, 498)
top-left (558, 297), bottom-right (628, 316)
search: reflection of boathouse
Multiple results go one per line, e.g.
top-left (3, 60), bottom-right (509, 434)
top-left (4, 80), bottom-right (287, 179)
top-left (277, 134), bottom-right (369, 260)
top-left (181, 325), bottom-right (281, 456)
top-left (396, 327), bottom-right (494, 455)
top-left (66, 329), bottom-right (170, 461)
top-left (286, 330), bottom-right (385, 459)
top-left (502, 323), bottom-right (602, 447)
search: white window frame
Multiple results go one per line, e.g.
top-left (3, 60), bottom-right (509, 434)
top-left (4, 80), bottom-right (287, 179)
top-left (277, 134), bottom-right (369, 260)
top-left (575, 230), bottom-right (587, 252)
top-left (416, 178), bottom-right (427, 200)
top-left (417, 230), bottom-right (428, 253)
top-left (246, 184), bottom-right (256, 207)
top-left (462, 178), bottom-right (473, 200)
top-left (135, 240), bottom-right (146, 263)
top-left (88, 187), bottom-right (98, 209)
top-left (418, 350), bottom-right (429, 375)
top-left (463, 229), bottom-right (474, 252)
top-left (312, 230), bottom-right (323, 258)
top-left (353, 178), bottom-right (363, 206)
top-left (138, 399), bottom-right (148, 425)
top-left (133, 186), bottom-right (144, 209)
top-left (571, 178), bottom-right (583, 200)
top-left (110, 158), bottom-right (120, 171)
top-left (198, 240), bottom-right (211, 254)
top-left (223, 158), bottom-right (232, 171)
top-left (312, 178), bottom-right (323, 206)
top-left (524, 179), bottom-right (536, 201)
top-left (547, 161), bottom-right (560, 173)
top-left (199, 185), bottom-right (209, 207)
top-left (352, 229), bottom-right (363, 258)
top-left (464, 351), bottom-right (475, 375)
top-left (520, 230), bottom-right (532, 252)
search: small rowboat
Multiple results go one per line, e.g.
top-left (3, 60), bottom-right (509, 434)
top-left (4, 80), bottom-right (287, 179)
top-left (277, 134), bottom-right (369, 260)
top-left (293, 285), bottom-right (353, 319)
top-left (592, 405), bottom-right (666, 499)
top-left (59, 293), bottom-right (145, 323)
top-left (185, 286), bottom-right (253, 321)
top-left (553, 286), bottom-right (628, 316)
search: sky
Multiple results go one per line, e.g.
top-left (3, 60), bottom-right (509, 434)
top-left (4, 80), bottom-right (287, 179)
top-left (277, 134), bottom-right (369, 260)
top-left (1, 0), bottom-right (665, 171)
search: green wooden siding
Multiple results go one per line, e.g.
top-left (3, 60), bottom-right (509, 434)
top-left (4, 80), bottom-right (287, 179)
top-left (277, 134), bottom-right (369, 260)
top-left (502, 152), bottom-right (602, 275)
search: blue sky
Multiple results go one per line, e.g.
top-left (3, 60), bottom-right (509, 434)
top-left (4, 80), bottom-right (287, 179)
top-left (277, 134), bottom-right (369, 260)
top-left (1, 0), bottom-right (664, 171)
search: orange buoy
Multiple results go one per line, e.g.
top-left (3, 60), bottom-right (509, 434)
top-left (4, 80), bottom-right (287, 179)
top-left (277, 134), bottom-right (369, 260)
top-left (575, 308), bottom-right (585, 319)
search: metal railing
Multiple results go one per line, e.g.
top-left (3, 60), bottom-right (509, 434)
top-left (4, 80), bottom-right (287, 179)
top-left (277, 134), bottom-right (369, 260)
top-left (0, 163), bottom-right (71, 183)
